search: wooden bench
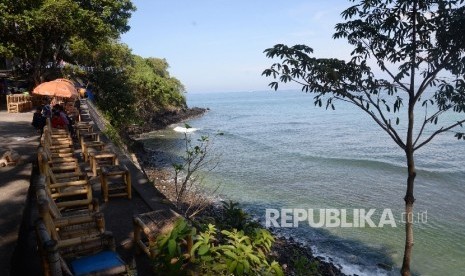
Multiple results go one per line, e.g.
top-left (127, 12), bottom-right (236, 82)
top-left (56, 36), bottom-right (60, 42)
top-left (6, 94), bottom-right (32, 113)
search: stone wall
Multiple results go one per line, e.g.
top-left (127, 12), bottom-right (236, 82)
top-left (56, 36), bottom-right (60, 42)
top-left (85, 99), bottom-right (108, 132)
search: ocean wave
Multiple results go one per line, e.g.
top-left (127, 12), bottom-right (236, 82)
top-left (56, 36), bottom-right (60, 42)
top-left (311, 246), bottom-right (391, 276)
top-left (293, 152), bottom-right (464, 175)
top-left (173, 126), bottom-right (198, 133)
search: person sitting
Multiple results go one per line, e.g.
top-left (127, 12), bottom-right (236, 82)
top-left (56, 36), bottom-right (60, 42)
top-left (57, 104), bottom-right (75, 136)
top-left (51, 111), bottom-right (67, 129)
top-left (31, 106), bottom-right (46, 136)
top-left (65, 101), bottom-right (79, 122)
top-left (42, 98), bottom-right (52, 118)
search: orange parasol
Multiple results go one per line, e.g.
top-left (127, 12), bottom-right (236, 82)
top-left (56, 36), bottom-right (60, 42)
top-left (33, 78), bottom-right (78, 99)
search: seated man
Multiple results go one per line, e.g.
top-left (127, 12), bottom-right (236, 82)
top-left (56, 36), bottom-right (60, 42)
top-left (32, 106), bottom-right (46, 135)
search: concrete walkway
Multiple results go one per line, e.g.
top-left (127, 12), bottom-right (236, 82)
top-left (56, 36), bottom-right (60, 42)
top-left (1, 100), bottom-right (178, 275)
top-left (0, 110), bottom-right (39, 276)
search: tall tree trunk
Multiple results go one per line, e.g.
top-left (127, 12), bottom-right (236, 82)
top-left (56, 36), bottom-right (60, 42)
top-left (401, 164), bottom-right (415, 276)
top-left (32, 40), bottom-right (45, 85)
top-left (402, 1), bottom-right (418, 274)
top-left (401, 97), bottom-right (416, 276)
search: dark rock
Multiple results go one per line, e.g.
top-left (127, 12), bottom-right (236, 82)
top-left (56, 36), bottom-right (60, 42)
top-left (149, 107), bottom-right (207, 130)
top-left (124, 107), bottom-right (207, 135)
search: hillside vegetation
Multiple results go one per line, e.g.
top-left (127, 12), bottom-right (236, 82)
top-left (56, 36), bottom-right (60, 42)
top-left (0, 0), bottom-right (187, 130)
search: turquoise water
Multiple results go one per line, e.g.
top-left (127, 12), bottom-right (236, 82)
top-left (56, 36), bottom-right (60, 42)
top-left (140, 91), bottom-right (465, 275)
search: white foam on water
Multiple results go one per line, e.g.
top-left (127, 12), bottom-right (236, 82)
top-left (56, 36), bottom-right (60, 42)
top-left (173, 126), bottom-right (198, 133)
top-left (310, 245), bottom-right (389, 276)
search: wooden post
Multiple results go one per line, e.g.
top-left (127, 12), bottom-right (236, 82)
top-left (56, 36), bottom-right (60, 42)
top-left (125, 168), bottom-right (132, 199)
top-left (44, 240), bottom-right (62, 276)
top-left (95, 212), bottom-right (105, 233)
top-left (36, 218), bottom-right (62, 276)
top-left (133, 217), bottom-right (142, 255)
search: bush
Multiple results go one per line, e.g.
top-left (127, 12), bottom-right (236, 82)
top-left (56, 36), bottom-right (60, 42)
top-left (151, 208), bottom-right (284, 275)
top-left (191, 225), bottom-right (283, 276)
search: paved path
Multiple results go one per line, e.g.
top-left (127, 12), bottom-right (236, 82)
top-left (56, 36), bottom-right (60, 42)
top-left (0, 110), bottom-right (39, 276)
top-left (1, 101), bottom-right (177, 275)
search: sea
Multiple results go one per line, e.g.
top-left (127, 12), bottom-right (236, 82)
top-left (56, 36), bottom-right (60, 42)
top-left (138, 90), bottom-right (465, 276)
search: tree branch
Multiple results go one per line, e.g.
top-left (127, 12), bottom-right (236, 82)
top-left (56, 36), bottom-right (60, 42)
top-left (334, 92), bottom-right (406, 149)
top-left (414, 119), bottom-right (465, 151)
top-left (413, 109), bottom-right (445, 147)
top-left (414, 50), bottom-right (455, 103)
top-left (363, 91), bottom-right (406, 149)
top-left (364, 39), bottom-right (410, 93)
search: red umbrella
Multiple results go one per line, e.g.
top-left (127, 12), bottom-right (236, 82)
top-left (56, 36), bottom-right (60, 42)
top-left (33, 78), bottom-right (78, 99)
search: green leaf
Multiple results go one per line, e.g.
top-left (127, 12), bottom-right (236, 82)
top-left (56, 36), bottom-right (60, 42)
top-left (168, 239), bottom-right (177, 257)
top-left (236, 262), bottom-right (244, 276)
top-left (198, 244), bottom-right (210, 256)
top-left (223, 250), bottom-right (239, 260)
top-left (177, 219), bottom-right (187, 231)
top-left (228, 260), bottom-right (238, 273)
top-left (213, 263), bottom-right (227, 271)
top-left (243, 259), bottom-right (250, 273)
top-left (271, 261), bottom-right (284, 276)
top-left (248, 253), bottom-right (260, 264)
top-left (191, 240), bottom-right (204, 255)
top-left (158, 234), bottom-right (170, 248)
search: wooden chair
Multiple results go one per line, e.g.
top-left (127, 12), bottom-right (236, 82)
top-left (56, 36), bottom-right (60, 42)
top-left (41, 129), bottom-right (73, 154)
top-left (43, 126), bottom-right (73, 144)
top-left (36, 175), bottom-right (99, 216)
top-left (39, 144), bottom-right (75, 159)
top-left (35, 219), bottom-right (127, 276)
top-left (37, 199), bottom-right (114, 257)
top-left (36, 177), bottom-right (104, 240)
top-left (45, 165), bottom-right (93, 211)
top-left (38, 147), bottom-right (81, 175)
top-left (35, 174), bottom-right (126, 276)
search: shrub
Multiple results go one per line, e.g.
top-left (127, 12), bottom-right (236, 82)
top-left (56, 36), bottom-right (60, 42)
top-left (151, 218), bottom-right (284, 275)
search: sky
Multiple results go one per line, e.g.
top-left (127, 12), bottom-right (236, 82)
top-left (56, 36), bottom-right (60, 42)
top-left (120, 0), bottom-right (355, 93)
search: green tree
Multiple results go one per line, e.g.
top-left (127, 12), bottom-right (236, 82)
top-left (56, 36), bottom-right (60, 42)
top-left (84, 42), bottom-right (187, 128)
top-left (86, 41), bottom-right (136, 127)
top-left (263, 1), bottom-right (465, 275)
top-left (0, 0), bottom-right (135, 84)
top-left (130, 55), bottom-right (186, 121)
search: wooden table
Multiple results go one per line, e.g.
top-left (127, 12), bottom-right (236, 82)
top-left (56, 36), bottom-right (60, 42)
top-left (99, 165), bottom-right (131, 202)
top-left (90, 151), bottom-right (118, 176)
top-left (75, 124), bottom-right (94, 139)
top-left (80, 132), bottom-right (100, 142)
top-left (133, 209), bottom-right (189, 258)
top-left (82, 141), bottom-right (106, 162)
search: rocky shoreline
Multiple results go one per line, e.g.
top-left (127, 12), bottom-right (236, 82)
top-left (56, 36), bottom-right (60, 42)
top-left (124, 106), bottom-right (346, 276)
top-left (126, 107), bottom-right (208, 136)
